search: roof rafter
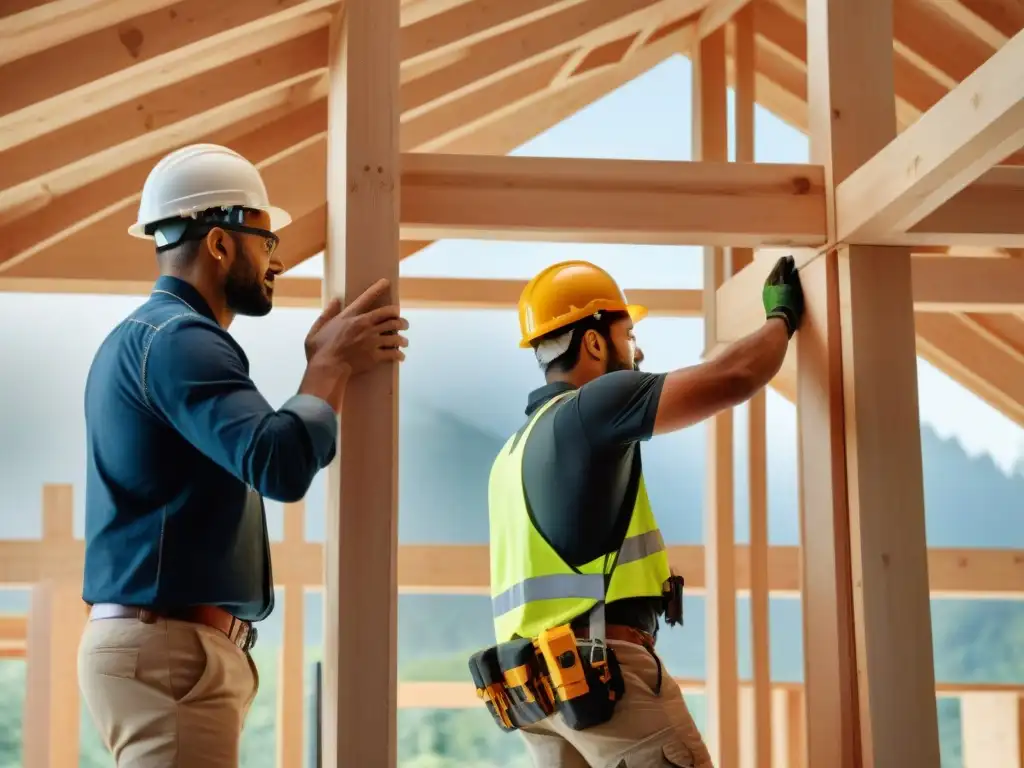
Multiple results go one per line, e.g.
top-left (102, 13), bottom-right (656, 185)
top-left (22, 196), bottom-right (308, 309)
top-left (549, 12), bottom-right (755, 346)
top-left (0, 0), bottom-right (338, 152)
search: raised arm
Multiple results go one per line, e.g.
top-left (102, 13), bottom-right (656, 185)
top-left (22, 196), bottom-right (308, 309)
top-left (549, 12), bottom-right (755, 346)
top-left (652, 254), bottom-right (804, 435)
top-left (144, 316), bottom-right (339, 503)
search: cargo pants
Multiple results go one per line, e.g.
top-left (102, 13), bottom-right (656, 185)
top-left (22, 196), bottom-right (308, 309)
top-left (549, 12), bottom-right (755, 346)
top-left (519, 639), bottom-right (714, 768)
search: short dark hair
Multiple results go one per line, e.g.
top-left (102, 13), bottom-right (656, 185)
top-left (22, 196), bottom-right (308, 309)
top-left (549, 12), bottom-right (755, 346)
top-left (533, 310), bottom-right (627, 375)
top-left (156, 237), bottom-right (202, 272)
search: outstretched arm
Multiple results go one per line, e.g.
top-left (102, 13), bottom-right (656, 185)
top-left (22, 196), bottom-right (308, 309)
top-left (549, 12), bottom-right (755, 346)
top-left (652, 318), bottom-right (789, 435)
top-left (652, 254), bottom-right (804, 435)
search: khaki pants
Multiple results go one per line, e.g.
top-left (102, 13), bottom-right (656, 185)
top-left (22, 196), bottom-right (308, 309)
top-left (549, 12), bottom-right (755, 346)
top-left (78, 616), bottom-right (259, 767)
top-left (520, 641), bottom-right (714, 768)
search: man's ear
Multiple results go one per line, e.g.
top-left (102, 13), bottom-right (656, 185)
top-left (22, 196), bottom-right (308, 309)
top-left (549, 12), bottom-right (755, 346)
top-left (205, 227), bottom-right (231, 262)
top-left (581, 328), bottom-right (605, 361)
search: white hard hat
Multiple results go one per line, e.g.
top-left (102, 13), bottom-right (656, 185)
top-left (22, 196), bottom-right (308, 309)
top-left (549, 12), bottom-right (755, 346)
top-left (128, 143), bottom-right (291, 239)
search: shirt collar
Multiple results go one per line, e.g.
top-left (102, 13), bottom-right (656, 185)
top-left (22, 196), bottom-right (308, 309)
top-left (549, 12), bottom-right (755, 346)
top-left (525, 381), bottom-right (577, 417)
top-left (152, 275), bottom-right (217, 324)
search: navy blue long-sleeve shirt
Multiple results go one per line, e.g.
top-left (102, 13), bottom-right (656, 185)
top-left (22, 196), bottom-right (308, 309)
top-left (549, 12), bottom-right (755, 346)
top-left (82, 276), bottom-right (337, 621)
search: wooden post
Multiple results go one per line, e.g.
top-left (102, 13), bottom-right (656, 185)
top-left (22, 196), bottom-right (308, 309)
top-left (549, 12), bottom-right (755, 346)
top-left (731, 7), bottom-right (773, 768)
top-left (22, 484), bottom-right (83, 768)
top-left (277, 502), bottom-right (307, 768)
top-left (803, 0), bottom-right (941, 765)
top-left (693, 25), bottom-right (739, 767)
top-left (322, 1), bottom-right (402, 765)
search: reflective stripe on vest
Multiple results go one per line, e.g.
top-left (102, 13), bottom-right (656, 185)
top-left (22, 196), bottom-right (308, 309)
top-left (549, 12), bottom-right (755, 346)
top-left (492, 528), bottom-right (667, 618)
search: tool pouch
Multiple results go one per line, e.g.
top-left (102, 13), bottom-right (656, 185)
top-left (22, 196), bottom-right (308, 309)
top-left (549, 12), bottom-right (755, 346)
top-left (662, 574), bottom-right (685, 627)
top-left (468, 640), bottom-right (556, 732)
top-left (537, 629), bottom-right (625, 732)
top-left (468, 645), bottom-right (516, 731)
top-left (497, 638), bottom-right (557, 727)
top-left (469, 626), bottom-right (626, 734)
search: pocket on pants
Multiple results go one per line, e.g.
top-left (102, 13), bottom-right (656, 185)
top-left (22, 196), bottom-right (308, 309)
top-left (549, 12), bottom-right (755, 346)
top-left (85, 647), bottom-right (140, 681)
top-left (618, 741), bottom-right (696, 768)
top-left (167, 623), bottom-right (215, 704)
top-left (660, 742), bottom-right (697, 767)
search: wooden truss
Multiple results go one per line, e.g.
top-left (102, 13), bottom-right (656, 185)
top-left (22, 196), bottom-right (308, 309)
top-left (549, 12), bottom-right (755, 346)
top-left (2, 0), bottom-right (1023, 766)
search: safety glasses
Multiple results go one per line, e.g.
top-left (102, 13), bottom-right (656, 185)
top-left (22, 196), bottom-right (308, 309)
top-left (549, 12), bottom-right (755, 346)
top-left (215, 223), bottom-right (280, 257)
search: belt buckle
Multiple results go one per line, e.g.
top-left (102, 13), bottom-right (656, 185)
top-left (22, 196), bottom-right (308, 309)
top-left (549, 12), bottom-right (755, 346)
top-left (236, 622), bottom-right (257, 652)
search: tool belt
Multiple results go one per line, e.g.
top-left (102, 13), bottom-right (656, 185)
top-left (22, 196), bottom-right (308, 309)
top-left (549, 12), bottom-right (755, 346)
top-left (468, 623), bottom-right (627, 734)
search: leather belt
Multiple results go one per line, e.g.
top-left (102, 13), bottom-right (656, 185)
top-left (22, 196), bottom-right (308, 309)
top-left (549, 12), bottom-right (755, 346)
top-left (89, 603), bottom-right (258, 652)
top-left (575, 624), bottom-right (655, 649)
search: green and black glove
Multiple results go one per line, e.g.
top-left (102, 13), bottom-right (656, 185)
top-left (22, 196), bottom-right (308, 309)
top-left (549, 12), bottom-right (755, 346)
top-left (762, 255), bottom-right (804, 337)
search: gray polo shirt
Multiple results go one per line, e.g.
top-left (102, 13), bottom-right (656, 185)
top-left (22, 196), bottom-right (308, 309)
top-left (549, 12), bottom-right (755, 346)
top-left (519, 370), bottom-right (667, 636)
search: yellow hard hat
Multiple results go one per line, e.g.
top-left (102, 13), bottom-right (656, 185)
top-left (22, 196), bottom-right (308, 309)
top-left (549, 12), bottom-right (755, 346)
top-left (517, 260), bottom-right (647, 348)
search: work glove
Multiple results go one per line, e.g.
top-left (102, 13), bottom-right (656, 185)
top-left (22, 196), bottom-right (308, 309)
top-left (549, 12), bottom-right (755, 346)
top-left (762, 255), bottom-right (804, 337)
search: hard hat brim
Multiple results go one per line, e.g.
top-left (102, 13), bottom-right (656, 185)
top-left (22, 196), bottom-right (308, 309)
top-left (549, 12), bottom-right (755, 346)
top-left (266, 205), bottom-right (292, 232)
top-left (626, 304), bottom-right (647, 324)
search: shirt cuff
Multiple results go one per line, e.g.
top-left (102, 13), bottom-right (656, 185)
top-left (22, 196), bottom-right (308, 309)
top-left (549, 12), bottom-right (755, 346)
top-left (280, 394), bottom-right (338, 466)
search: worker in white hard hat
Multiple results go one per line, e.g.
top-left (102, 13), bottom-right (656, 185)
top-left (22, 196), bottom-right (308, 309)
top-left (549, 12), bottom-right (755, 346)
top-left (77, 144), bottom-right (409, 766)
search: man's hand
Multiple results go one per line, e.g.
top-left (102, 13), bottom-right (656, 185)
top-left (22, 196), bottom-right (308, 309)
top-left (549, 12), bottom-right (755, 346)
top-left (762, 255), bottom-right (804, 337)
top-left (305, 297), bottom-right (343, 362)
top-left (308, 278), bottom-right (409, 375)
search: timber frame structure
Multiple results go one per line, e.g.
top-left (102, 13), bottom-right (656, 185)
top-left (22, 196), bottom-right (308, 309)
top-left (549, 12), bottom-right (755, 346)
top-left (1, 1), bottom-right (1023, 766)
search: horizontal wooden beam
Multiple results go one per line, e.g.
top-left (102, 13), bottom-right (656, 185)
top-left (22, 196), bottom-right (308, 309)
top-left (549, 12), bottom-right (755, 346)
top-left (0, 614), bottom-right (28, 650)
top-left (399, 153), bottom-right (828, 247)
top-left (0, 540), bottom-right (1021, 598)
top-left (396, 680), bottom-right (1023, 709)
top-left (715, 252), bottom-right (1024, 346)
top-left (902, 166), bottom-right (1024, 248)
top-left (835, 29), bottom-right (1024, 243)
top-left (911, 256), bottom-right (1024, 313)
top-left (0, 274), bottom-right (705, 316)
top-left (7, 252), bottom-right (1023, 318)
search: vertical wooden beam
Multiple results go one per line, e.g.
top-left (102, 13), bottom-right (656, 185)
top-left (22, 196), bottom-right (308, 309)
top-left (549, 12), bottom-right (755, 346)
top-left (804, 0), bottom-right (941, 766)
top-left (770, 688), bottom-right (806, 768)
top-left (960, 693), bottom-right (1024, 768)
top-left (739, 684), bottom-right (754, 768)
top-left (693, 26), bottom-right (739, 767)
top-left (323, 1), bottom-right (402, 766)
top-left (794, 251), bottom-right (858, 768)
top-left (839, 245), bottom-right (939, 766)
top-left (787, 688), bottom-right (807, 768)
top-left (732, 8), bottom-right (772, 768)
top-left (277, 502), bottom-right (306, 768)
top-left (22, 485), bottom-right (83, 768)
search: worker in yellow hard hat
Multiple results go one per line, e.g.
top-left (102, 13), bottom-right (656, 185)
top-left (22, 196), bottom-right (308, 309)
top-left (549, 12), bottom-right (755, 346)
top-left (471, 256), bottom-right (803, 767)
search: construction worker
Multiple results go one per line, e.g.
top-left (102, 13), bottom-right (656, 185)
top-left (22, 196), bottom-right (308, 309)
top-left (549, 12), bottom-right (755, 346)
top-left (485, 257), bottom-right (803, 767)
top-left (76, 143), bottom-right (408, 767)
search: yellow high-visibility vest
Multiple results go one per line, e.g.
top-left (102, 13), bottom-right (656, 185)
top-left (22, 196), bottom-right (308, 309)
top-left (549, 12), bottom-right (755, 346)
top-left (488, 390), bottom-right (671, 643)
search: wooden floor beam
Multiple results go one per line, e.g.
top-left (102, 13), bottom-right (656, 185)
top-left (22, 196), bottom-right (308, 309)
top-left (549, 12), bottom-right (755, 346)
top-left (322, 1), bottom-right (402, 765)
